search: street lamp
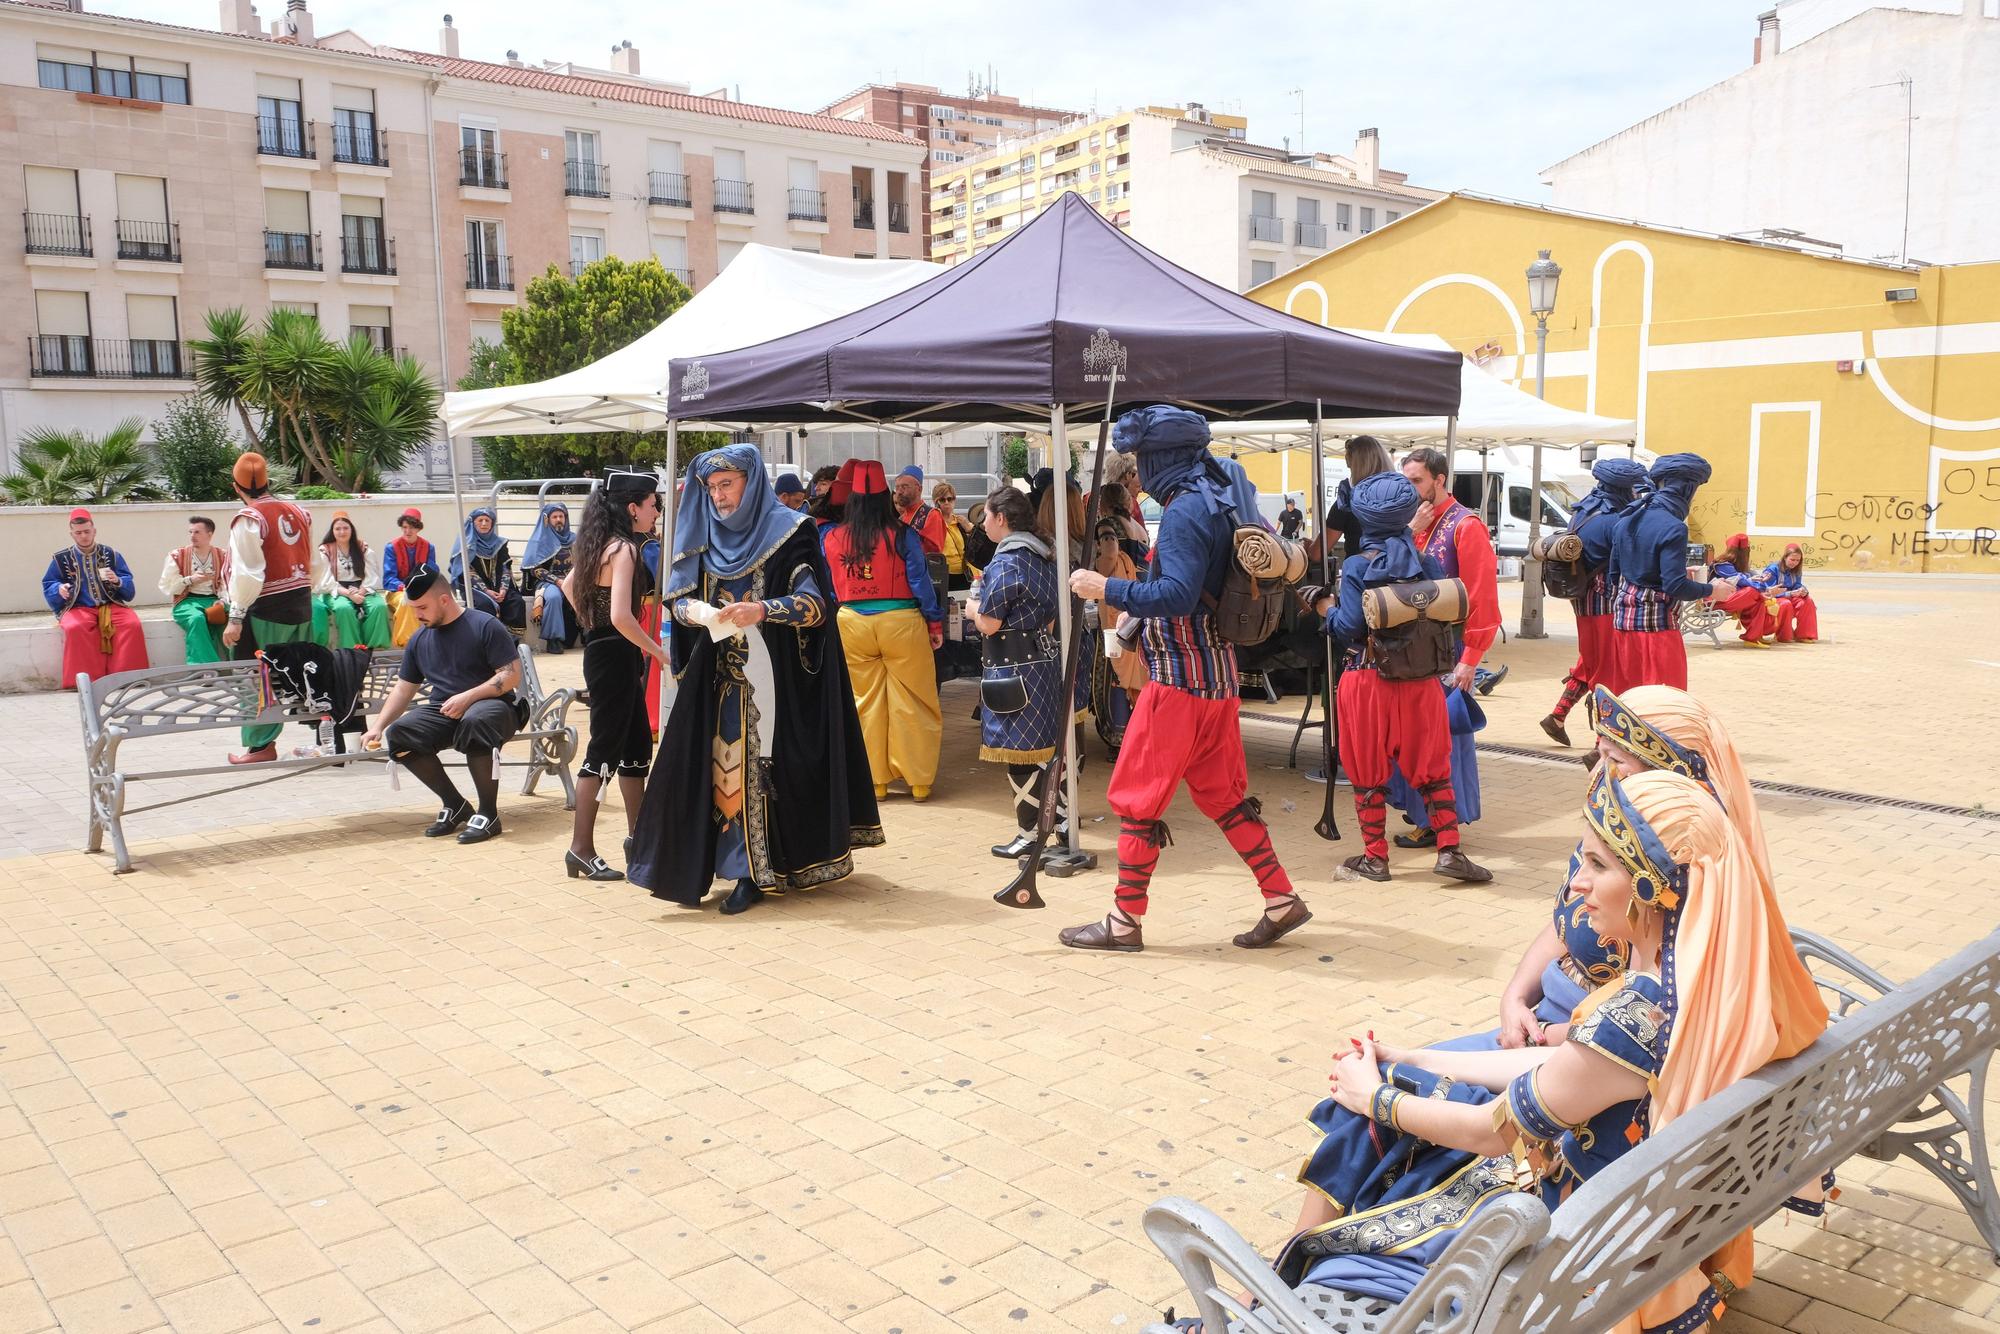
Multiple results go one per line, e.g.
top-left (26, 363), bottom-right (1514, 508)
top-left (1519, 249), bottom-right (1562, 639)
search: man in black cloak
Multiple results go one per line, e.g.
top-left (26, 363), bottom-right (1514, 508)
top-left (628, 444), bottom-right (882, 913)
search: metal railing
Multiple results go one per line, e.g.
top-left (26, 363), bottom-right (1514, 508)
top-left (713, 178), bottom-right (754, 214)
top-left (340, 231), bottom-right (395, 275)
top-left (29, 336), bottom-right (187, 379)
top-left (854, 200), bottom-right (875, 228)
top-left (331, 121), bottom-right (387, 167)
top-left (23, 211), bottom-right (90, 256)
top-left (460, 148), bottom-right (507, 189)
top-left (564, 159), bottom-right (609, 197)
top-left (888, 200), bottom-right (909, 233)
top-left (257, 115), bottom-right (314, 159)
top-left (569, 257), bottom-right (598, 279)
top-left (1247, 213), bottom-right (1284, 242)
top-left (467, 254), bottom-right (513, 290)
top-left (787, 188), bottom-right (827, 221)
top-left (263, 230), bottom-right (320, 270)
top-left (116, 218), bottom-right (179, 262)
top-left (1295, 220), bottom-right (1327, 249)
top-left (664, 267), bottom-right (693, 287)
top-left (647, 171), bottom-right (690, 206)
top-left (352, 326), bottom-right (393, 354)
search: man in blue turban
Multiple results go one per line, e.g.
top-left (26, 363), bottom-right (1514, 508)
top-left (893, 463), bottom-right (945, 555)
top-left (1540, 456), bottom-right (1648, 745)
top-left (1062, 406), bottom-right (1309, 953)
top-left (1604, 452), bottom-right (1718, 693)
top-left (520, 502), bottom-right (576, 654)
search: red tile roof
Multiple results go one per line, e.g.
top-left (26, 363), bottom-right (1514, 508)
top-left (394, 50), bottom-right (921, 147)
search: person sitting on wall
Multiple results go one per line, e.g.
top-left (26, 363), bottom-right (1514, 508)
top-left (313, 511), bottom-right (394, 650)
top-left (43, 507), bottom-right (149, 685)
top-left (381, 508), bottom-right (437, 647)
top-left (520, 502), bottom-right (579, 655)
top-left (159, 515), bottom-right (228, 665)
top-left (449, 506), bottom-right (527, 630)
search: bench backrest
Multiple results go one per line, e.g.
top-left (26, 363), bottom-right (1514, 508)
top-left (82, 652), bottom-right (409, 738)
top-left (1434, 928), bottom-right (2000, 1333)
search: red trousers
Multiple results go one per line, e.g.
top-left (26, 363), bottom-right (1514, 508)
top-left (1714, 584), bottom-right (1775, 643)
top-left (59, 605), bottom-right (149, 687)
top-left (1337, 670), bottom-right (1460, 859)
top-left (1603, 627), bottom-right (1688, 694)
top-left (1772, 594), bottom-right (1818, 642)
top-left (1106, 683), bottom-right (1293, 916)
top-left (1549, 613), bottom-right (1610, 723)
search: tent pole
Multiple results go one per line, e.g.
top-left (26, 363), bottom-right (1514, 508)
top-left (1309, 401), bottom-right (1340, 841)
top-left (1050, 403), bottom-right (1078, 857)
top-left (661, 420), bottom-right (679, 686)
top-left (450, 433), bottom-right (473, 607)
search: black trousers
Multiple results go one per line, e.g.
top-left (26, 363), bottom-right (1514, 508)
top-left (384, 699), bottom-right (520, 759)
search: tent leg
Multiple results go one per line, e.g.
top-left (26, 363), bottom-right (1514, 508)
top-left (660, 422), bottom-right (679, 709)
top-left (1042, 404), bottom-right (1093, 877)
top-left (1310, 403), bottom-right (1339, 842)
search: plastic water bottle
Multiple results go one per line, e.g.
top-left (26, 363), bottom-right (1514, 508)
top-left (316, 715), bottom-right (335, 755)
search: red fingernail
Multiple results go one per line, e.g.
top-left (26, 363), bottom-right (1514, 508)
top-left (1367, 1030), bottom-right (1375, 1040)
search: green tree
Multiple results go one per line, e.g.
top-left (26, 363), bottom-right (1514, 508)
top-left (1, 418), bottom-right (168, 505)
top-left (152, 395), bottom-right (241, 501)
top-left (477, 256), bottom-right (723, 478)
top-left (1000, 435), bottom-right (1031, 481)
top-left (188, 307), bottom-right (440, 491)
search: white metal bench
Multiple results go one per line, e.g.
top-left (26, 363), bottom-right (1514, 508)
top-left (1141, 927), bottom-right (2000, 1333)
top-left (78, 644), bottom-right (578, 872)
top-left (1679, 599), bottom-right (1729, 648)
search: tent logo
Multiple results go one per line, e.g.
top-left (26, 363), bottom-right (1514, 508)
top-left (680, 362), bottom-right (709, 401)
top-left (1082, 328), bottom-right (1127, 382)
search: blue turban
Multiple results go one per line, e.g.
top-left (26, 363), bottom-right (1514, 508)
top-left (448, 506), bottom-right (506, 584)
top-left (519, 502), bottom-right (573, 572)
top-left (1349, 472), bottom-right (1425, 585)
top-left (664, 443), bottom-right (805, 598)
top-left (898, 464), bottom-right (924, 483)
top-left (1570, 457), bottom-right (1650, 526)
top-left (1113, 406), bottom-right (1232, 514)
top-left (1640, 453), bottom-right (1713, 519)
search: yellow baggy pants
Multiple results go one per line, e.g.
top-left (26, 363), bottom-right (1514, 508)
top-left (385, 589), bottom-right (421, 647)
top-left (837, 605), bottom-right (941, 791)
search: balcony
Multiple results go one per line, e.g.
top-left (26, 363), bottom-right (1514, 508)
top-left (29, 336), bottom-right (187, 379)
top-left (854, 200), bottom-right (875, 228)
top-left (1295, 220), bottom-right (1327, 249)
top-left (787, 188), bottom-right (827, 222)
top-left (116, 218), bottom-right (180, 262)
top-left (331, 122), bottom-right (387, 167)
top-left (564, 159), bottom-right (610, 198)
top-left (340, 232), bottom-right (395, 275)
top-left (647, 171), bottom-right (691, 207)
top-left (664, 267), bottom-right (693, 288)
top-left (467, 254), bottom-right (513, 291)
top-left (460, 148), bottom-right (507, 189)
top-left (568, 258), bottom-right (602, 279)
top-left (263, 230), bottom-right (321, 271)
top-left (713, 178), bottom-right (754, 214)
top-left (352, 326), bottom-right (394, 355)
top-left (1247, 213), bottom-right (1284, 243)
top-left (257, 115), bottom-right (314, 160)
top-left (23, 211), bottom-right (91, 257)
top-left (888, 201), bottom-right (909, 233)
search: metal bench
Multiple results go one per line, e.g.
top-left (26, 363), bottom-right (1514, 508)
top-left (78, 644), bottom-right (578, 873)
top-left (1680, 599), bottom-right (1729, 648)
top-left (1141, 927), bottom-right (2000, 1334)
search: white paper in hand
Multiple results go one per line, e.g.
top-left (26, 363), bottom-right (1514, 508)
top-left (681, 598), bottom-right (744, 643)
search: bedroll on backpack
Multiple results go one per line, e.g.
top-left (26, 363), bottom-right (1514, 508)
top-left (1531, 531), bottom-right (1590, 601)
top-left (1202, 526), bottom-right (1307, 647)
top-left (1361, 576), bottom-right (1470, 681)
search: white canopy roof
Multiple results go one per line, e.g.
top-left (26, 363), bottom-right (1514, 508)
top-left (1207, 330), bottom-right (1635, 449)
top-left (442, 246), bottom-right (944, 437)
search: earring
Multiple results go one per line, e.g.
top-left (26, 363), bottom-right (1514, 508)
top-left (1625, 897), bottom-right (1644, 930)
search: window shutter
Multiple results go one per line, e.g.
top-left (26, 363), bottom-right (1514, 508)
top-left (264, 188), bottom-right (310, 232)
top-left (36, 290), bottom-right (91, 336)
top-left (25, 166), bottom-right (79, 216)
top-left (127, 294), bottom-right (178, 340)
top-left (115, 175), bottom-right (168, 224)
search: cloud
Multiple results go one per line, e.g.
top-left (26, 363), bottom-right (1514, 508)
top-left (94, 0), bottom-right (1756, 196)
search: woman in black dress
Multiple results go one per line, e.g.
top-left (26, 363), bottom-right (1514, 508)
top-left (560, 472), bottom-right (670, 880)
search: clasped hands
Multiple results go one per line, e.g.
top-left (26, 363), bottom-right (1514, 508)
top-left (1328, 1032), bottom-right (1410, 1118)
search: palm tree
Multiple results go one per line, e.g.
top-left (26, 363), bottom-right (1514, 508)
top-left (187, 308), bottom-right (265, 450)
top-left (0, 418), bottom-right (167, 505)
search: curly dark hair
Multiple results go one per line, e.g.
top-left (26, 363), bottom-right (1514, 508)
top-left (570, 485), bottom-right (648, 631)
top-left (835, 489), bottom-right (898, 572)
top-left (983, 486), bottom-right (1035, 534)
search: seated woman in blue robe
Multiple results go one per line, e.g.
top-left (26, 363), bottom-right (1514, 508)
top-left (520, 502), bottom-right (578, 654)
top-left (1170, 768), bottom-right (1827, 1334)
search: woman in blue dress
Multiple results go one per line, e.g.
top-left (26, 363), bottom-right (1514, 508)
top-left (449, 507), bottom-right (526, 628)
top-left (1183, 767), bottom-right (1827, 1334)
top-left (971, 486), bottom-right (1068, 859)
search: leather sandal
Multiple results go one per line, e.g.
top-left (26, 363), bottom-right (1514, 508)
top-left (1434, 848), bottom-right (1493, 883)
top-left (1540, 714), bottom-right (1571, 747)
top-left (1335, 854), bottom-right (1391, 883)
top-left (1058, 910), bottom-right (1143, 953)
top-left (1234, 896), bottom-right (1312, 949)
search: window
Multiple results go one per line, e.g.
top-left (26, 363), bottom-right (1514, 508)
top-left (114, 174), bottom-right (172, 259)
top-left (1359, 206), bottom-right (1375, 233)
top-left (272, 302), bottom-right (318, 318)
top-left (37, 45), bottom-right (94, 93)
top-left (1251, 190), bottom-right (1277, 218)
top-left (134, 57), bottom-right (189, 104)
top-left (787, 158), bottom-right (823, 220)
top-left (564, 130), bottom-right (606, 196)
top-left (713, 147), bottom-right (751, 213)
top-left (332, 86), bottom-right (379, 165)
top-left (1250, 259), bottom-right (1276, 287)
top-left (1336, 202), bottom-right (1352, 232)
top-left (348, 303), bottom-right (392, 353)
top-left (24, 165), bottom-right (85, 254)
top-left (469, 319), bottom-right (503, 348)
top-left (89, 52), bottom-right (134, 99)
top-left (34, 290), bottom-right (91, 375)
top-left (650, 233), bottom-right (690, 285)
top-left (466, 219), bottom-right (507, 288)
top-left (718, 239), bottom-right (745, 272)
top-left (569, 227), bottom-right (606, 276)
top-left (40, 47), bottom-right (188, 103)
top-left (1387, 210), bottom-right (1401, 223)
top-left (127, 293), bottom-right (180, 374)
top-left (340, 195), bottom-right (389, 272)
top-left (257, 75), bottom-right (307, 156)
top-left (1296, 198), bottom-right (1321, 225)
top-left (565, 129), bottom-right (600, 165)
top-left (460, 122), bottom-right (502, 187)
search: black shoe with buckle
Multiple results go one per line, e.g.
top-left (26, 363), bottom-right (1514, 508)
top-left (457, 812), bottom-right (503, 845)
top-left (721, 878), bottom-right (765, 915)
top-left (423, 801), bottom-right (472, 837)
top-left (565, 850), bottom-right (623, 881)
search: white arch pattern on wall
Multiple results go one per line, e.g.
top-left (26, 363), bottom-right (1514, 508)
top-left (1283, 281), bottom-right (1331, 327)
top-left (1383, 275), bottom-right (1527, 383)
top-left (1927, 445), bottom-right (2000, 539)
top-left (1864, 335), bottom-right (2000, 433)
top-left (1588, 241), bottom-right (1654, 452)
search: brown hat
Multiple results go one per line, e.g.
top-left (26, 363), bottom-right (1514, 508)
top-left (232, 452), bottom-right (269, 490)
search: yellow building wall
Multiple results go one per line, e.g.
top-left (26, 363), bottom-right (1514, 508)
top-left (1243, 196), bottom-right (2000, 573)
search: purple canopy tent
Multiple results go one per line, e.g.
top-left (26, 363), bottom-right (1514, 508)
top-left (657, 193), bottom-right (1463, 860)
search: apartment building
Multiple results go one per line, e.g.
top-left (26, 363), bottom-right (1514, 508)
top-left (818, 81), bottom-right (1076, 256)
top-left (0, 0), bottom-right (927, 473)
top-left (929, 105), bottom-right (1440, 291)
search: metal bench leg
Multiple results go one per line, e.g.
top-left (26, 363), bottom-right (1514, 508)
top-left (1881, 1060), bottom-right (2000, 1263)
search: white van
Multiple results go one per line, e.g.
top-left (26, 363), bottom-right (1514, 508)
top-left (1305, 447), bottom-right (1580, 558)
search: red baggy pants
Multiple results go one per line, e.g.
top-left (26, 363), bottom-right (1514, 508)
top-left (1105, 682), bottom-right (1294, 917)
top-left (1549, 613), bottom-right (1611, 723)
top-left (1602, 627), bottom-right (1688, 694)
top-left (59, 605), bottom-right (150, 686)
top-left (1337, 670), bottom-right (1460, 860)
top-left (1714, 583), bottom-right (1775, 643)
top-left (1773, 594), bottom-right (1818, 642)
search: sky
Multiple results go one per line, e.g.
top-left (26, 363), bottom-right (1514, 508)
top-left (95, 0), bottom-right (1759, 198)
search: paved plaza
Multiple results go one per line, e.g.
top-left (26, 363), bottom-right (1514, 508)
top-left (1, 573), bottom-right (1997, 1333)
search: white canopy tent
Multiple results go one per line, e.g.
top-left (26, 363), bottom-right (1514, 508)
top-left (441, 246), bottom-right (944, 438)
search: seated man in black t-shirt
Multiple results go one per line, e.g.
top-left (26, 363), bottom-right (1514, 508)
top-left (361, 567), bottom-right (523, 844)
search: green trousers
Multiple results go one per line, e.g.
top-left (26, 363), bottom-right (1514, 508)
top-left (171, 596), bottom-right (226, 665)
top-left (238, 616), bottom-right (316, 750)
top-left (314, 591), bottom-right (394, 650)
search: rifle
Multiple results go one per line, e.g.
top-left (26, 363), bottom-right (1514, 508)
top-left (996, 368), bottom-right (1121, 910)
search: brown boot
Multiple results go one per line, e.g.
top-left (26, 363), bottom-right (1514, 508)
top-left (1335, 854), bottom-right (1390, 883)
top-left (1434, 848), bottom-right (1493, 883)
top-left (1058, 909), bottom-right (1143, 953)
top-left (1539, 714), bottom-right (1571, 747)
top-left (1233, 895), bottom-right (1312, 949)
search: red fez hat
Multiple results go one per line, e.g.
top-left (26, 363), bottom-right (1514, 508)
top-left (849, 460), bottom-right (889, 496)
top-left (830, 458), bottom-right (862, 506)
top-left (1726, 532), bottom-right (1748, 549)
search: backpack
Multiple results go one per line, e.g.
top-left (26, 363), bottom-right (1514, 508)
top-left (1200, 525), bottom-right (1307, 647)
top-left (1532, 530), bottom-right (1590, 601)
top-left (1360, 571), bottom-right (1470, 681)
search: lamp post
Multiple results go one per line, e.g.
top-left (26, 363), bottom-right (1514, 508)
top-left (1519, 248), bottom-right (1562, 639)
